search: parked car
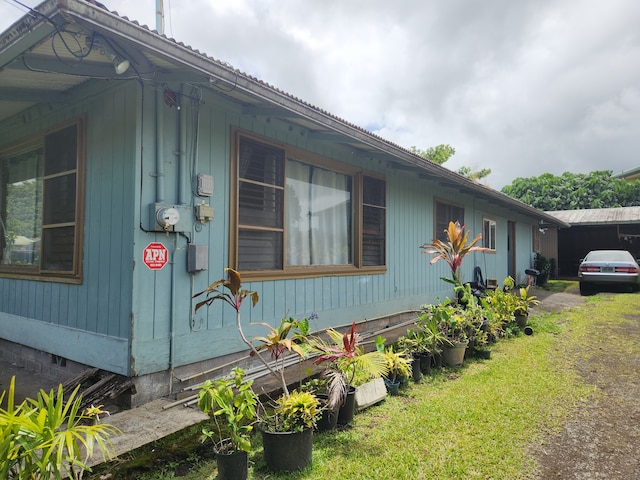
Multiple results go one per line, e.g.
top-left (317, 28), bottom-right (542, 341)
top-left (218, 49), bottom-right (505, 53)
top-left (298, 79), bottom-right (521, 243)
top-left (578, 250), bottom-right (640, 295)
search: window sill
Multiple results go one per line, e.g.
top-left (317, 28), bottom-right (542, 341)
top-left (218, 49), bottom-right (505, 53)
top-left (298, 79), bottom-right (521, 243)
top-left (240, 265), bottom-right (387, 282)
top-left (0, 270), bottom-right (82, 284)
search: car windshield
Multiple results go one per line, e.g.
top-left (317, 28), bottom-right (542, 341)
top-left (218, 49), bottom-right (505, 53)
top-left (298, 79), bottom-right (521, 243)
top-left (586, 251), bottom-right (633, 262)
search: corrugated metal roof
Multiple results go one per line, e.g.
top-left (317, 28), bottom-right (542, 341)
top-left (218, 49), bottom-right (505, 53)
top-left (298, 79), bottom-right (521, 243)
top-left (546, 207), bottom-right (640, 225)
top-left (0, 0), bottom-right (570, 228)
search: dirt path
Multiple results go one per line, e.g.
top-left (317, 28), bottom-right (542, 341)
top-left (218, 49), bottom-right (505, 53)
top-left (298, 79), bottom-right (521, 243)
top-left (531, 291), bottom-right (640, 479)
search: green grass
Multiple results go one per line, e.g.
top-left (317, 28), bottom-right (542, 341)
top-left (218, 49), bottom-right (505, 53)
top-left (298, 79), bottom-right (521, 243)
top-left (89, 285), bottom-right (639, 479)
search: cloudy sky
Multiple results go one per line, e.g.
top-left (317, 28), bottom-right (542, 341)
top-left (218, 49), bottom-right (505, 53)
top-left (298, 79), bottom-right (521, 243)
top-left (2, 0), bottom-right (639, 189)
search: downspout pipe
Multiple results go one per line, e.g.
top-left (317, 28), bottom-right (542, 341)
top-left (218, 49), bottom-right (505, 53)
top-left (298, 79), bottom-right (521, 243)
top-left (156, 87), bottom-right (165, 203)
top-left (179, 84), bottom-right (188, 205)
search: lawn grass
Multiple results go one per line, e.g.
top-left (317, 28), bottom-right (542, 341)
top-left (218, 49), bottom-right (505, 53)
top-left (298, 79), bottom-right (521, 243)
top-left (91, 283), bottom-right (636, 480)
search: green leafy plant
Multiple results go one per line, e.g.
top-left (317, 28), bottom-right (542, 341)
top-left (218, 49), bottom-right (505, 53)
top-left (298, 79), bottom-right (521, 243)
top-left (266, 390), bottom-right (321, 433)
top-left (197, 367), bottom-right (258, 454)
top-left (420, 221), bottom-right (485, 285)
top-left (422, 300), bottom-right (471, 345)
top-left (381, 345), bottom-right (412, 383)
top-left (513, 286), bottom-right (540, 317)
top-left (0, 376), bottom-right (119, 480)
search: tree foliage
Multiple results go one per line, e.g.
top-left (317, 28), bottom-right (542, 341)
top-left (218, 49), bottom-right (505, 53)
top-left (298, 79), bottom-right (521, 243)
top-left (501, 170), bottom-right (640, 211)
top-left (410, 144), bottom-right (456, 165)
top-left (409, 144), bottom-right (492, 181)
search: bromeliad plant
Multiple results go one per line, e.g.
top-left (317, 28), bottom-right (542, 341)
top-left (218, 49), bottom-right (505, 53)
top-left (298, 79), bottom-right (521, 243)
top-left (420, 221), bottom-right (485, 287)
top-left (197, 367), bottom-right (258, 454)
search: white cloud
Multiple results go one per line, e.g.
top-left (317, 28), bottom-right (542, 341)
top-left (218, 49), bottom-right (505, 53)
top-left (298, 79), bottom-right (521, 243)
top-left (1, 0), bottom-right (639, 187)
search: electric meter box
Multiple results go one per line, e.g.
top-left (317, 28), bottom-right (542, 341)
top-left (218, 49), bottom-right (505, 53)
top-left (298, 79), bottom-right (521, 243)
top-left (188, 244), bottom-right (208, 272)
top-left (150, 203), bottom-right (191, 232)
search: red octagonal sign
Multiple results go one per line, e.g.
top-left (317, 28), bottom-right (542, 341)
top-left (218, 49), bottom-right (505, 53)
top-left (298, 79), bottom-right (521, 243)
top-left (143, 242), bottom-right (168, 270)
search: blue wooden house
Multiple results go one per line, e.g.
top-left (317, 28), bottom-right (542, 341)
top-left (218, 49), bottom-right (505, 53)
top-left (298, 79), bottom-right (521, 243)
top-left (0, 0), bottom-right (568, 405)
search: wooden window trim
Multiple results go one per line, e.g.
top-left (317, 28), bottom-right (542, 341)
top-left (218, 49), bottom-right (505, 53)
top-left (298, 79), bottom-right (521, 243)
top-left (0, 117), bottom-right (85, 283)
top-left (230, 128), bottom-right (386, 281)
top-left (482, 217), bottom-right (497, 253)
top-left (433, 197), bottom-right (465, 242)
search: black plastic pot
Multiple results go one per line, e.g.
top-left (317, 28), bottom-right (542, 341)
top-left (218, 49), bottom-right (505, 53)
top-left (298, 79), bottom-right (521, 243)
top-left (419, 353), bottom-right (432, 375)
top-left (432, 352), bottom-right (443, 369)
top-left (384, 378), bottom-right (400, 395)
top-left (337, 386), bottom-right (356, 425)
top-left (260, 427), bottom-right (313, 472)
top-left (411, 357), bottom-right (422, 383)
top-left (214, 440), bottom-right (248, 480)
top-left (315, 394), bottom-right (338, 432)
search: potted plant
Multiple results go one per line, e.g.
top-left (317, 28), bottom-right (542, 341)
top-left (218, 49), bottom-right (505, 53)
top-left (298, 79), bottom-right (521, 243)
top-left (298, 377), bottom-right (337, 432)
top-left (309, 322), bottom-right (388, 425)
top-left (258, 389), bottom-right (321, 472)
top-left (396, 329), bottom-right (425, 382)
top-left (379, 342), bottom-right (412, 395)
top-left (423, 300), bottom-right (470, 367)
top-left (194, 269), bottom-right (319, 473)
top-left (197, 367), bottom-right (258, 480)
top-left (513, 285), bottom-right (540, 330)
top-left (417, 312), bottom-right (449, 370)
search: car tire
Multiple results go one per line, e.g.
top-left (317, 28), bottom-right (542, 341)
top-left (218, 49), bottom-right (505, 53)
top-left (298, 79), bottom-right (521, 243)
top-left (579, 282), bottom-right (591, 296)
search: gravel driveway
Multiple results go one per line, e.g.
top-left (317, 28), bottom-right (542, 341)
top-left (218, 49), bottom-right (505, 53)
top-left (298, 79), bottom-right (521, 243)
top-left (530, 290), bottom-right (640, 479)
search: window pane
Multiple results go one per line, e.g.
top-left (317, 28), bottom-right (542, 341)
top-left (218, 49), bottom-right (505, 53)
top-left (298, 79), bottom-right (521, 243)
top-left (286, 159), bottom-right (352, 266)
top-left (363, 176), bottom-right (385, 206)
top-left (490, 222), bottom-right (496, 250)
top-left (363, 205), bottom-right (385, 266)
top-left (239, 138), bottom-right (284, 186)
top-left (436, 202), bottom-right (464, 242)
top-left (44, 125), bottom-right (77, 175)
top-left (0, 148), bottom-right (42, 266)
top-left (43, 173), bottom-right (76, 224)
top-left (238, 229), bottom-right (282, 271)
top-left (238, 182), bottom-right (283, 228)
top-left (41, 226), bottom-right (74, 271)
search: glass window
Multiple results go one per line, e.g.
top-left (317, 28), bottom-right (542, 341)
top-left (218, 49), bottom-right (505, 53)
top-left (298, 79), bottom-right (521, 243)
top-left (435, 201), bottom-right (464, 242)
top-left (0, 120), bottom-right (83, 279)
top-left (235, 133), bottom-right (385, 275)
top-left (286, 159), bottom-right (352, 266)
top-left (483, 218), bottom-right (496, 251)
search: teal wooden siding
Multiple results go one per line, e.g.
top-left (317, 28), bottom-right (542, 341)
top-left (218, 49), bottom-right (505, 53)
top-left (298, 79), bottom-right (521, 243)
top-left (0, 78), bottom-right (542, 378)
top-left (0, 82), bottom-right (137, 375)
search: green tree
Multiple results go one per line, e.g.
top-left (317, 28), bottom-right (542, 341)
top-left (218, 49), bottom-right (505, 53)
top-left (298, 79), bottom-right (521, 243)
top-left (409, 144), bottom-right (456, 165)
top-left (456, 166), bottom-right (492, 183)
top-left (409, 145), bottom-right (492, 181)
top-left (501, 170), bottom-right (640, 211)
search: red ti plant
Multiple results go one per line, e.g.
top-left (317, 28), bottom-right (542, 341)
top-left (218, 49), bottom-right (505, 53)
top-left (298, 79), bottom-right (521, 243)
top-left (310, 322), bottom-right (388, 411)
top-left (420, 221), bottom-right (485, 285)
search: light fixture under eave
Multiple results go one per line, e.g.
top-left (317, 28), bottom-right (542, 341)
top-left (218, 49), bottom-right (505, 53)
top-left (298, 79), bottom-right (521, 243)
top-left (106, 51), bottom-right (130, 75)
top-left (87, 36), bottom-right (130, 75)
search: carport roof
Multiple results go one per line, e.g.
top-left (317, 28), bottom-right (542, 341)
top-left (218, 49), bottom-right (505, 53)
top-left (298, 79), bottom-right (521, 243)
top-left (546, 207), bottom-right (640, 226)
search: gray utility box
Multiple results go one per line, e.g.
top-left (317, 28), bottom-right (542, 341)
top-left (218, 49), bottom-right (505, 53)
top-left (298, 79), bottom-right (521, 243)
top-left (188, 244), bottom-right (208, 272)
